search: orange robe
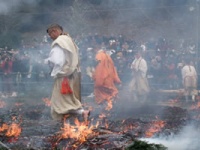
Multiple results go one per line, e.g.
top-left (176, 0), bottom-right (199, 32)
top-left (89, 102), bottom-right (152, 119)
top-left (93, 50), bottom-right (121, 104)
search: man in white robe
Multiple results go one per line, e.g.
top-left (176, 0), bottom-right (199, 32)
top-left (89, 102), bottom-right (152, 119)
top-left (181, 57), bottom-right (198, 102)
top-left (130, 50), bottom-right (149, 103)
top-left (45, 24), bottom-right (90, 124)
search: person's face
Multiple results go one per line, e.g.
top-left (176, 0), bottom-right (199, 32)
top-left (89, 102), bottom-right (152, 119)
top-left (135, 53), bottom-right (141, 59)
top-left (48, 27), bottom-right (62, 40)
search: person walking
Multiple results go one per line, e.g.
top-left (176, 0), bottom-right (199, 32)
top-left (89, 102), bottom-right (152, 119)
top-left (92, 47), bottom-right (121, 111)
top-left (181, 57), bottom-right (198, 102)
top-left (45, 24), bottom-right (90, 124)
top-left (129, 50), bottom-right (150, 103)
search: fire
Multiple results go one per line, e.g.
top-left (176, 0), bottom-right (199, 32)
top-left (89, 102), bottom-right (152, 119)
top-left (60, 118), bottom-right (98, 146)
top-left (0, 117), bottom-right (22, 138)
top-left (43, 98), bottom-right (51, 106)
top-left (0, 123), bottom-right (21, 137)
top-left (5, 123), bottom-right (22, 137)
top-left (0, 100), bottom-right (6, 108)
top-left (145, 120), bottom-right (165, 138)
top-left (0, 124), bottom-right (9, 132)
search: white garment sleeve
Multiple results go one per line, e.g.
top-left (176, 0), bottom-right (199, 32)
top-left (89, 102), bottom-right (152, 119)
top-left (46, 45), bottom-right (66, 77)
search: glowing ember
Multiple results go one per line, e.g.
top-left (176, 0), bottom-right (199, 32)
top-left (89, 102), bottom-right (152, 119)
top-left (43, 98), bottom-right (51, 106)
top-left (145, 120), bottom-right (165, 138)
top-left (0, 100), bottom-right (6, 108)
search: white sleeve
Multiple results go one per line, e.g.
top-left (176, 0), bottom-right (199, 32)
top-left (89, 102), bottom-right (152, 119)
top-left (47, 45), bottom-right (66, 77)
top-left (48, 45), bottom-right (65, 66)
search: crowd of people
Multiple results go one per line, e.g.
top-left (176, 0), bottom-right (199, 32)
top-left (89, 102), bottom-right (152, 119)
top-left (0, 32), bottom-right (199, 102)
top-left (78, 33), bottom-right (199, 97)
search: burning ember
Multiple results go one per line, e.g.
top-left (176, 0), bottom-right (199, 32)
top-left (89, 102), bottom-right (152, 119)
top-left (145, 120), bottom-right (166, 138)
top-left (0, 117), bottom-right (22, 137)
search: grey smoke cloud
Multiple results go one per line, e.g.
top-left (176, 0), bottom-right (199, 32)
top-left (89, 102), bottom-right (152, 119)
top-left (0, 0), bottom-right (41, 14)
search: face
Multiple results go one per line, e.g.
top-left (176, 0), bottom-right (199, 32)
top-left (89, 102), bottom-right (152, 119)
top-left (135, 53), bottom-right (141, 59)
top-left (48, 27), bottom-right (62, 40)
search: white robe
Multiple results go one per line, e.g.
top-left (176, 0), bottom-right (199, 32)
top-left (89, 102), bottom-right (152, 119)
top-left (130, 57), bottom-right (149, 96)
top-left (181, 65), bottom-right (198, 96)
top-left (45, 35), bottom-right (82, 120)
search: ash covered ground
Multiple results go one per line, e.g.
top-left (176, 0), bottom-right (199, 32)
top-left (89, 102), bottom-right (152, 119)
top-left (0, 87), bottom-right (199, 150)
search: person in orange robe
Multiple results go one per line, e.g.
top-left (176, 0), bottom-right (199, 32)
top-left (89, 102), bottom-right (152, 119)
top-left (93, 49), bottom-right (121, 110)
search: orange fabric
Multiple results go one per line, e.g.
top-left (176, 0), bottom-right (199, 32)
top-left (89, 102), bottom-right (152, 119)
top-left (93, 50), bottom-right (121, 104)
top-left (60, 77), bottom-right (73, 94)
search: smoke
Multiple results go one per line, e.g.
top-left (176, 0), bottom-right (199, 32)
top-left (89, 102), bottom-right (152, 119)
top-left (0, 0), bottom-right (41, 14)
top-left (141, 123), bottom-right (200, 150)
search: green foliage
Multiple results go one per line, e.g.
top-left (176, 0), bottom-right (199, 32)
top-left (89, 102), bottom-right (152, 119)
top-left (125, 140), bottom-right (168, 150)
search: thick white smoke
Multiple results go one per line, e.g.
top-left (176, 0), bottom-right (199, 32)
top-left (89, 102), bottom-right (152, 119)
top-left (141, 124), bottom-right (200, 150)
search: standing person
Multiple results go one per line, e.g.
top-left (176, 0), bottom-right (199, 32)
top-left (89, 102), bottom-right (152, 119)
top-left (45, 24), bottom-right (90, 124)
top-left (181, 57), bottom-right (198, 102)
top-left (93, 47), bottom-right (121, 111)
top-left (129, 50), bottom-right (149, 103)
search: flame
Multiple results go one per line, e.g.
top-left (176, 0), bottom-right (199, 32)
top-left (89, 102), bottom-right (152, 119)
top-left (0, 117), bottom-right (22, 138)
top-left (61, 118), bottom-right (98, 146)
top-left (43, 98), bottom-right (51, 107)
top-left (5, 123), bottom-right (22, 137)
top-left (145, 120), bottom-right (165, 138)
top-left (0, 100), bottom-right (6, 108)
top-left (0, 124), bottom-right (9, 132)
top-left (0, 122), bottom-right (21, 137)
